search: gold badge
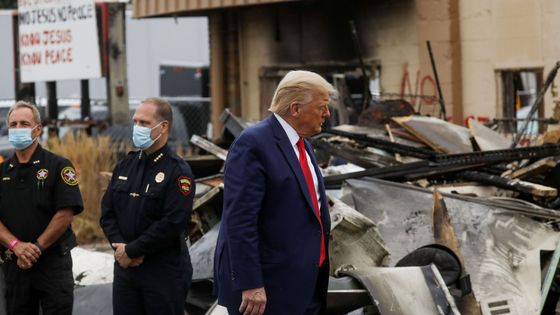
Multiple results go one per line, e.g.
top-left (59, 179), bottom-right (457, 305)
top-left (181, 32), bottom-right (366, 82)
top-left (36, 169), bottom-right (48, 180)
top-left (61, 166), bottom-right (79, 186)
top-left (155, 172), bottom-right (165, 183)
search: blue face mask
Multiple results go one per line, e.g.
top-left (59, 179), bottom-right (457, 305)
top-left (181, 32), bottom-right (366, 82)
top-left (132, 121), bottom-right (164, 150)
top-left (9, 126), bottom-right (38, 150)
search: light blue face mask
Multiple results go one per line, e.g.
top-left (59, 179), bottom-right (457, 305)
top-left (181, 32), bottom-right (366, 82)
top-left (132, 121), bottom-right (164, 150)
top-left (8, 126), bottom-right (38, 150)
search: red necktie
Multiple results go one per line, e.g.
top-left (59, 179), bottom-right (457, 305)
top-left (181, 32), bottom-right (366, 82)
top-left (297, 138), bottom-right (326, 266)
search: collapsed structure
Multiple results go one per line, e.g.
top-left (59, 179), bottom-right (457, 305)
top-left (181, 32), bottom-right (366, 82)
top-left (187, 99), bottom-right (560, 315)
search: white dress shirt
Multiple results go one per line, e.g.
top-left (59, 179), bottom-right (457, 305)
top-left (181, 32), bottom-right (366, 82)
top-left (274, 113), bottom-right (321, 211)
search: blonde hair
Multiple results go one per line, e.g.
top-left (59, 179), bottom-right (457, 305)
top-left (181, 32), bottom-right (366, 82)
top-left (268, 70), bottom-right (335, 116)
top-left (7, 100), bottom-right (41, 125)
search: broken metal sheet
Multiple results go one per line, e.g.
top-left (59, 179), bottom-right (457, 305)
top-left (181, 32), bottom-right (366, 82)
top-left (311, 136), bottom-right (399, 168)
top-left (468, 118), bottom-right (510, 151)
top-left (187, 223), bottom-right (221, 311)
top-left (190, 222), bottom-right (220, 281)
top-left (340, 178), bottom-right (560, 314)
top-left (205, 302), bottom-right (229, 315)
top-left (328, 196), bottom-right (389, 273)
top-left (333, 124), bottom-right (427, 148)
top-left (393, 116), bottom-right (473, 153)
top-left (540, 238), bottom-right (560, 313)
top-left (341, 265), bottom-right (460, 315)
top-left (326, 275), bottom-right (371, 314)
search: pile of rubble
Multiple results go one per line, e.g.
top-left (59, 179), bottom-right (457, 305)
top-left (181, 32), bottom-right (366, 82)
top-left (186, 107), bottom-right (560, 315)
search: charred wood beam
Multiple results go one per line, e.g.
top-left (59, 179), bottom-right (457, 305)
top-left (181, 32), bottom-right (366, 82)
top-left (325, 148), bottom-right (560, 189)
top-left (321, 128), bottom-right (437, 159)
top-left (309, 138), bottom-right (397, 169)
top-left (190, 135), bottom-right (228, 161)
top-left (459, 171), bottom-right (557, 197)
top-left (324, 161), bottom-right (482, 188)
top-left (321, 129), bottom-right (560, 166)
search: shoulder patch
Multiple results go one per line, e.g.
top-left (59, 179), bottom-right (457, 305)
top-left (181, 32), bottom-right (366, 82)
top-left (177, 176), bottom-right (192, 196)
top-left (61, 166), bottom-right (79, 186)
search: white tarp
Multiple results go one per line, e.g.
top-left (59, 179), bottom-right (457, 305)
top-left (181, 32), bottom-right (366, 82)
top-left (18, 0), bottom-right (102, 82)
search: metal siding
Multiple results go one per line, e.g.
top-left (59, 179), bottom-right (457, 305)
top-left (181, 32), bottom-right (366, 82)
top-left (132, 0), bottom-right (300, 17)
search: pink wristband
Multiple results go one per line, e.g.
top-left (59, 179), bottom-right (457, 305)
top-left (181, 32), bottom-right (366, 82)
top-left (8, 239), bottom-right (19, 251)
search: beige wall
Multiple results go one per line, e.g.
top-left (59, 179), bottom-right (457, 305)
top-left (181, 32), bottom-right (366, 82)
top-left (237, 0), bottom-right (423, 120)
top-left (235, 0), bottom-right (560, 122)
top-left (460, 0), bottom-right (560, 120)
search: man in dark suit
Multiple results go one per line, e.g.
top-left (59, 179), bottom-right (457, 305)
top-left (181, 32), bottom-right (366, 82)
top-left (214, 70), bottom-right (334, 315)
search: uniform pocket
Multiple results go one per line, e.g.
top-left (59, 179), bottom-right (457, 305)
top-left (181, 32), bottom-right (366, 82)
top-left (142, 187), bottom-right (165, 219)
top-left (112, 180), bottom-right (131, 192)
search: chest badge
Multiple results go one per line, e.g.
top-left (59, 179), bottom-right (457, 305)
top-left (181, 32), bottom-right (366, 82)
top-left (61, 166), bottom-right (79, 186)
top-left (155, 172), bottom-right (165, 183)
top-left (36, 169), bottom-right (49, 180)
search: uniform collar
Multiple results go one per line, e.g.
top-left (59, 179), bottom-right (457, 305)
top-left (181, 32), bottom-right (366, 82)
top-left (8, 144), bottom-right (44, 169)
top-left (138, 144), bottom-right (170, 165)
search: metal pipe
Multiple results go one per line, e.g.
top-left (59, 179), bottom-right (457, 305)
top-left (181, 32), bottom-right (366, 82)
top-left (426, 41), bottom-right (447, 121)
top-left (511, 61), bottom-right (560, 148)
top-left (349, 20), bottom-right (371, 111)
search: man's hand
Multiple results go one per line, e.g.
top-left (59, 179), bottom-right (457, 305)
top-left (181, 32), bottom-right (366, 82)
top-left (239, 287), bottom-right (266, 315)
top-left (12, 242), bottom-right (41, 267)
top-left (112, 243), bottom-right (144, 268)
top-left (129, 256), bottom-right (144, 267)
top-left (16, 257), bottom-right (33, 270)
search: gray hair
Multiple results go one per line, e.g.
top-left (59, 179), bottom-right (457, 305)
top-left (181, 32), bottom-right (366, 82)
top-left (268, 70), bottom-right (335, 117)
top-left (7, 101), bottom-right (41, 125)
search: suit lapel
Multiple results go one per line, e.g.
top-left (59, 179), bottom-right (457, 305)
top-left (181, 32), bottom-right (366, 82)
top-left (268, 115), bottom-right (317, 214)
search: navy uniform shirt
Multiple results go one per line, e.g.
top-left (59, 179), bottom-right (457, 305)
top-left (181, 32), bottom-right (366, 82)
top-left (0, 145), bottom-right (84, 250)
top-left (100, 144), bottom-right (195, 258)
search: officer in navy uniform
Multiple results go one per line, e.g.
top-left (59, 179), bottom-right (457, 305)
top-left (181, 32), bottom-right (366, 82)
top-left (0, 101), bottom-right (83, 315)
top-left (100, 97), bottom-right (194, 315)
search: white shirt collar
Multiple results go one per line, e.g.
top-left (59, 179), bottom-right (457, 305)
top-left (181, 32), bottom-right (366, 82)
top-left (273, 113), bottom-right (300, 147)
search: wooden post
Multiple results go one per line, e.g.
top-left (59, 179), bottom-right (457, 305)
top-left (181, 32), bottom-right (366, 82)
top-left (105, 3), bottom-right (129, 125)
top-left (81, 79), bottom-right (92, 135)
top-left (46, 81), bottom-right (58, 137)
top-left (209, 12), bottom-right (225, 141)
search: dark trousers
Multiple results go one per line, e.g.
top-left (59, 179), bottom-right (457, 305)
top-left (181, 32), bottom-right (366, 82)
top-left (112, 252), bottom-right (192, 315)
top-left (225, 263), bottom-right (328, 315)
top-left (3, 253), bottom-right (74, 315)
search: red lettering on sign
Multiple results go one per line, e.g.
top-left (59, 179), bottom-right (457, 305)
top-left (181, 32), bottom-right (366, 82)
top-left (44, 48), bottom-right (73, 64)
top-left (20, 52), bottom-right (42, 65)
top-left (42, 29), bottom-right (72, 46)
top-left (19, 32), bottom-right (41, 47)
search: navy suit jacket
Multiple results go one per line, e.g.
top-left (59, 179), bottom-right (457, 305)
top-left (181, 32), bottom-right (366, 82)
top-left (214, 115), bottom-right (331, 314)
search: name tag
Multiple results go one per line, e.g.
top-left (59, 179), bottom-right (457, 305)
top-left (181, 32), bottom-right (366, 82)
top-left (118, 176), bottom-right (128, 181)
top-left (2, 177), bottom-right (10, 181)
